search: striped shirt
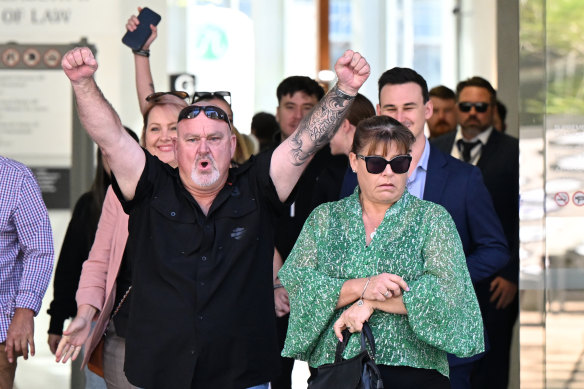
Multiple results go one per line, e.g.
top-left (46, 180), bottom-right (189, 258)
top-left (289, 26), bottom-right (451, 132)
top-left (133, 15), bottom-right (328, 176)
top-left (0, 156), bottom-right (54, 343)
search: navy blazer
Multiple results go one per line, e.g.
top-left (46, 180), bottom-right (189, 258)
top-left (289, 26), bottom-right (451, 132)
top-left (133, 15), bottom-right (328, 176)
top-left (424, 144), bottom-right (509, 283)
top-left (432, 130), bottom-right (519, 284)
top-left (423, 144), bottom-right (509, 367)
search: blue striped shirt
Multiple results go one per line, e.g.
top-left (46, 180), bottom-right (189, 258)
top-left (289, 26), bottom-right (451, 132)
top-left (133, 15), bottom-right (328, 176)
top-left (0, 156), bottom-right (54, 343)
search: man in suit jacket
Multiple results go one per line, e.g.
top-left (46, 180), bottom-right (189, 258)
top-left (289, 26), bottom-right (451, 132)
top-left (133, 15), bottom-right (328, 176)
top-left (432, 77), bottom-right (519, 389)
top-left (377, 67), bottom-right (509, 389)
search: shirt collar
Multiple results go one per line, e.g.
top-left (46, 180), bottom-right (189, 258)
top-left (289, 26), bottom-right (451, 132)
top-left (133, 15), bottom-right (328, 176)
top-left (454, 126), bottom-right (494, 145)
top-left (417, 137), bottom-right (431, 172)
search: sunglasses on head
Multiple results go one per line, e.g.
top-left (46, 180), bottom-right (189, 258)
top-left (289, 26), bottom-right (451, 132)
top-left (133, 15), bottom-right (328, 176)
top-left (458, 102), bottom-right (490, 113)
top-left (357, 154), bottom-right (412, 175)
top-left (192, 91), bottom-right (232, 106)
top-left (178, 105), bottom-right (232, 128)
top-left (146, 91), bottom-right (189, 102)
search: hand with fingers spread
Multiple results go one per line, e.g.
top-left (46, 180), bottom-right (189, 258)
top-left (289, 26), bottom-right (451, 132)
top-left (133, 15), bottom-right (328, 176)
top-left (126, 7), bottom-right (158, 51)
top-left (54, 315), bottom-right (92, 363)
top-left (5, 308), bottom-right (35, 363)
top-left (333, 300), bottom-right (374, 341)
top-left (54, 304), bottom-right (96, 363)
top-left (334, 50), bottom-right (371, 97)
top-left (61, 47), bottom-right (98, 84)
top-left (363, 273), bottom-right (409, 301)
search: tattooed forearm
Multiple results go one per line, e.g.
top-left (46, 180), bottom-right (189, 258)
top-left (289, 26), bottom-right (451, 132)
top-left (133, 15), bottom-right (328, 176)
top-left (288, 84), bottom-right (355, 166)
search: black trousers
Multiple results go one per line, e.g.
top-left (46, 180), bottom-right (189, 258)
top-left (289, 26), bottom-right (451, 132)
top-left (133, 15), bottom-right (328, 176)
top-left (378, 365), bottom-right (450, 389)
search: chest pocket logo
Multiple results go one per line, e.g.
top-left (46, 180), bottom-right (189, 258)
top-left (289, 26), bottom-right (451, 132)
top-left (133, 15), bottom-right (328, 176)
top-left (230, 227), bottom-right (246, 240)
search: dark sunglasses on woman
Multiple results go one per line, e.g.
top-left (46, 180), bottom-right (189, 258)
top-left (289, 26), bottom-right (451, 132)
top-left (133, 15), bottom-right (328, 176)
top-left (357, 154), bottom-right (412, 174)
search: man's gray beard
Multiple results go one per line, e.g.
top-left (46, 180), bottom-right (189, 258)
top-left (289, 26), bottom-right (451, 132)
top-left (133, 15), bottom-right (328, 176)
top-left (192, 168), bottom-right (220, 187)
top-left (191, 156), bottom-right (220, 187)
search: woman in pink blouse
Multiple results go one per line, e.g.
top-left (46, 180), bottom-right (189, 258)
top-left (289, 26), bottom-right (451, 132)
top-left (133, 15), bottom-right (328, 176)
top-left (54, 12), bottom-right (189, 388)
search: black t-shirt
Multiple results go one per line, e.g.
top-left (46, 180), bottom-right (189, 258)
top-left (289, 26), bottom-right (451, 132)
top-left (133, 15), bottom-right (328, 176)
top-left (274, 145), bottom-right (347, 260)
top-left (112, 150), bottom-right (285, 389)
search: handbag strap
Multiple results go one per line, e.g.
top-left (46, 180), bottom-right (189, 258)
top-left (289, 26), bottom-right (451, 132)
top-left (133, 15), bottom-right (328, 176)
top-left (334, 321), bottom-right (376, 362)
top-left (334, 328), bottom-right (352, 362)
top-left (111, 286), bottom-right (132, 319)
top-left (360, 322), bottom-right (376, 360)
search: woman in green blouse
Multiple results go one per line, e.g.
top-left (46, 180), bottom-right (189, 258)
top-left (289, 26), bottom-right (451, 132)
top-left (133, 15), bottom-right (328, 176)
top-left (278, 115), bottom-right (484, 388)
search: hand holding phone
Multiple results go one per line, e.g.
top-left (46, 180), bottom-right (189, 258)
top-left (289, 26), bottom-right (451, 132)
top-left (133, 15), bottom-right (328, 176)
top-left (122, 7), bottom-right (161, 51)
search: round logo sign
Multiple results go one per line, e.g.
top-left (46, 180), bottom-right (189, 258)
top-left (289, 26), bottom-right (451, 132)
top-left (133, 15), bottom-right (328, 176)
top-left (573, 191), bottom-right (584, 206)
top-left (2, 48), bottom-right (20, 67)
top-left (23, 48), bottom-right (41, 67)
top-left (554, 192), bottom-right (570, 207)
top-left (43, 49), bottom-right (61, 68)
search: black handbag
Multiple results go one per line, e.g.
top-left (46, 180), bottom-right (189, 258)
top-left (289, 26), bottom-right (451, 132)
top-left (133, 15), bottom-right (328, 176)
top-left (308, 322), bottom-right (384, 389)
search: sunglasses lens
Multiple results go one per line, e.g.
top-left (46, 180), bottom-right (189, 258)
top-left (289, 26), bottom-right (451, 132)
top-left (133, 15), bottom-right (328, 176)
top-left (475, 103), bottom-right (488, 112)
top-left (390, 156), bottom-right (411, 174)
top-left (365, 157), bottom-right (388, 174)
top-left (205, 108), bottom-right (220, 120)
top-left (459, 103), bottom-right (472, 112)
top-left (459, 102), bottom-right (489, 113)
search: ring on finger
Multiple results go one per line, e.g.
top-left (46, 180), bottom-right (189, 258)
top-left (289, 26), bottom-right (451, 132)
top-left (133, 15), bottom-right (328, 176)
top-left (384, 290), bottom-right (390, 297)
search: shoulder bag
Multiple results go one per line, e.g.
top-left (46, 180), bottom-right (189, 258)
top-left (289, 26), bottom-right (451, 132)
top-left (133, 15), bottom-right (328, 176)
top-left (87, 286), bottom-right (132, 377)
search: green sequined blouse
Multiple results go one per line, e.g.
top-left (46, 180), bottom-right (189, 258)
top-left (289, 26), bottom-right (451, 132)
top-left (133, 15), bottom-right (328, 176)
top-left (278, 189), bottom-right (484, 377)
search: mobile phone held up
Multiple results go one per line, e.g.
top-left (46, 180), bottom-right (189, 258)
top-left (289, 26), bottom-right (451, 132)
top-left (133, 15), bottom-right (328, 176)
top-left (122, 8), bottom-right (161, 50)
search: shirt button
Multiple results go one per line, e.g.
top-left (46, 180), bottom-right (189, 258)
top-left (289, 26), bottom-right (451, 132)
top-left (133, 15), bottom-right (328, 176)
top-left (198, 315), bottom-right (204, 320)
top-left (201, 256), bottom-right (207, 261)
top-left (170, 211), bottom-right (176, 217)
top-left (200, 281), bottom-right (205, 286)
top-left (191, 350), bottom-right (195, 355)
top-left (218, 246), bottom-right (223, 251)
top-left (233, 210), bottom-right (239, 214)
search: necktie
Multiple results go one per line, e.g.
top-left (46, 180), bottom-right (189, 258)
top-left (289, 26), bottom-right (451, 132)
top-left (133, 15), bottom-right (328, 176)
top-left (458, 139), bottom-right (481, 162)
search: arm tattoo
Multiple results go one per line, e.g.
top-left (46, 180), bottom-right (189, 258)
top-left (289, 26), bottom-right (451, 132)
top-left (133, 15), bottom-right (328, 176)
top-left (288, 84), bottom-right (355, 166)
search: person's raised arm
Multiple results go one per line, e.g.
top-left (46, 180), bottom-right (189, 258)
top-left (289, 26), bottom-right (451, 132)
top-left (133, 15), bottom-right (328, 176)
top-left (62, 47), bottom-right (144, 200)
top-left (270, 50), bottom-right (370, 202)
top-left (126, 7), bottom-right (157, 114)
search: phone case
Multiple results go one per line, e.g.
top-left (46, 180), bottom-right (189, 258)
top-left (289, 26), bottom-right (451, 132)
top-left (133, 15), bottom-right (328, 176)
top-left (122, 7), bottom-right (162, 50)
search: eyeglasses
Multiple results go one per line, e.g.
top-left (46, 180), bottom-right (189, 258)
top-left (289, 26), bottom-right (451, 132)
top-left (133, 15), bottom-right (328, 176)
top-left (146, 91), bottom-right (189, 102)
top-left (357, 154), bottom-right (412, 174)
top-left (458, 102), bottom-right (490, 113)
top-left (192, 91), bottom-right (231, 106)
top-left (177, 105), bottom-right (231, 128)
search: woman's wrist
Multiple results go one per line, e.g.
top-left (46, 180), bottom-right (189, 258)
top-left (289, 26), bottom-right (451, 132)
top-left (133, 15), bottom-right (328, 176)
top-left (360, 276), bottom-right (371, 300)
top-left (132, 48), bottom-right (150, 57)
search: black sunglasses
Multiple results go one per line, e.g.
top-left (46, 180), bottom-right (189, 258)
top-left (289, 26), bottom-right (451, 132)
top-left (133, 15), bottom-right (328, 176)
top-left (146, 91), bottom-right (189, 102)
top-left (192, 91), bottom-right (231, 106)
top-left (458, 102), bottom-right (490, 113)
top-left (177, 105), bottom-right (232, 128)
top-left (357, 154), bottom-right (412, 174)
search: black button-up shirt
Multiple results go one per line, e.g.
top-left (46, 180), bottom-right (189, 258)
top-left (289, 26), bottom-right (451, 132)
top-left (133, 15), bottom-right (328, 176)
top-left (113, 150), bottom-right (283, 388)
